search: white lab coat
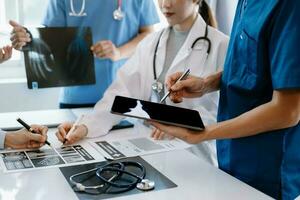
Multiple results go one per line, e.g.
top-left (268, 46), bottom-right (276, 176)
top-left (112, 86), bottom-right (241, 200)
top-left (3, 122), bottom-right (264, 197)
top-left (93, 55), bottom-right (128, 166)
top-left (81, 15), bottom-right (229, 165)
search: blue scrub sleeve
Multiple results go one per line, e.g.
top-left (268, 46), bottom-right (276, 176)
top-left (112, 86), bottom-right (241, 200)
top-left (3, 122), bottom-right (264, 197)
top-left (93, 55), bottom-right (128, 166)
top-left (269, 1), bottom-right (300, 90)
top-left (42, 0), bottom-right (67, 26)
top-left (139, 0), bottom-right (160, 27)
top-left (0, 129), bottom-right (6, 149)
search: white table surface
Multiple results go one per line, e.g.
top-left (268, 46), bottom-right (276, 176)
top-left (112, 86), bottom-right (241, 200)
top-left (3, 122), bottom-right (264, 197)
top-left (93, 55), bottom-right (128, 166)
top-left (0, 110), bottom-right (273, 200)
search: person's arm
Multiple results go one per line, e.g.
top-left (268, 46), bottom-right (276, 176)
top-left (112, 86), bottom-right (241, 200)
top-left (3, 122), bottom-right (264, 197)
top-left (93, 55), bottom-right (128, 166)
top-left (117, 26), bottom-right (155, 60)
top-left (2, 125), bottom-right (48, 149)
top-left (151, 89), bottom-right (300, 144)
top-left (91, 25), bottom-right (154, 61)
top-left (91, 0), bottom-right (159, 61)
top-left (166, 71), bottom-right (222, 103)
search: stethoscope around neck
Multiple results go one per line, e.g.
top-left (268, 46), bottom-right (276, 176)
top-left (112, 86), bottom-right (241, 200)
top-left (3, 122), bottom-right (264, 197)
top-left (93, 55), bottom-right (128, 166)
top-left (151, 24), bottom-right (211, 94)
top-left (69, 0), bottom-right (124, 20)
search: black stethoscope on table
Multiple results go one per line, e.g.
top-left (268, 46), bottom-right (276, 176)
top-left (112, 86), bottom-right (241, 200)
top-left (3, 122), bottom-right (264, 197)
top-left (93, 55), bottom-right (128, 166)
top-left (69, 0), bottom-right (124, 20)
top-left (152, 24), bottom-right (211, 94)
top-left (69, 160), bottom-right (155, 194)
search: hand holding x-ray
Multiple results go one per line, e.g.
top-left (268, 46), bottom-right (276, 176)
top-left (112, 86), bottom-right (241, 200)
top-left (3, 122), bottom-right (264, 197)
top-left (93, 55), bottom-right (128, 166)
top-left (9, 20), bottom-right (31, 50)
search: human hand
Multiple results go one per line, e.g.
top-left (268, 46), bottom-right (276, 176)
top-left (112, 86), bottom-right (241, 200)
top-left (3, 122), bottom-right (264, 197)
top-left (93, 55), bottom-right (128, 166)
top-left (0, 46), bottom-right (12, 63)
top-left (90, 40), bottom-right (121, 61)
top-left (9, 20), bottom-right (31, 50)
top-left (150, 122), bottom-right (206, 144)
top-left (4, 125), bottom-right (48, 149)
top-left (151, 127), bottom-right (175, 140)
top-left (56, 122), bottom-right (88, 145)
top-left (166, 72), bottom-right (207, 103)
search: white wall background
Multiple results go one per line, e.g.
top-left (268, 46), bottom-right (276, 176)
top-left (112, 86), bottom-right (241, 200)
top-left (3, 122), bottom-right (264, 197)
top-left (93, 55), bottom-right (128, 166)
top-left (0, 80), bottom-right (60, 112)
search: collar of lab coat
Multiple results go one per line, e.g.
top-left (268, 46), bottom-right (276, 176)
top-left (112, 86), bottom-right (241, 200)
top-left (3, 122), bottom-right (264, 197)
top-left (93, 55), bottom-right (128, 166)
top-left (155, 14), bottom-right (207, 76)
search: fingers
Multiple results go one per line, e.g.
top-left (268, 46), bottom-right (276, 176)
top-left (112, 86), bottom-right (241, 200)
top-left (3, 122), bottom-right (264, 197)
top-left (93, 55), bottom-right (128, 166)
top-left (27, 141), bottom-right (44, 149)
top-left (9, 21), bottom-right (31, 50)
top-left (91, 40), bottom-right (116, 59)
top-left (64, 124), bottom-right (88, 145)
top-left (91, 40), bottom-right (111, 55)
top-left (56, 122), bottom-right (73, 143)
top-left (151, 128), bottom-right (166, 140)
top-left (169, 91), bottom-right (184, 103)
top-left (150, 122), bottom-right (189, 141)
top-left (26, 132), bottom-right (46, 143)
top-left (166, 72), bottom-right (183, 90)
top-left (9, 20), bottom-right (21, 28)
top-left (0, 46), bottom-right (12, 63)
top-left (32, 124), bottom-right (48, 136)
top-left (0, 48), bottom-right (4, 62)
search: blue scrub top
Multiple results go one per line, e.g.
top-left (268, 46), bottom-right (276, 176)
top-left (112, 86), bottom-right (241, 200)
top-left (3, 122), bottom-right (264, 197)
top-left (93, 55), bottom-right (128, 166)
top-left (42, 0), bottom-right (159, 104)
top-left (217, 0), bottom-right (300, 199)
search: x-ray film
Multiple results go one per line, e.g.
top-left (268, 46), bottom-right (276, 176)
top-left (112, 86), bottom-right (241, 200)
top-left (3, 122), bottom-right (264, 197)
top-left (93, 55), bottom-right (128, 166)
top-left (23, 27), bottom-right (95, 89)
top-left (0, 145), bottom-right (100, 173)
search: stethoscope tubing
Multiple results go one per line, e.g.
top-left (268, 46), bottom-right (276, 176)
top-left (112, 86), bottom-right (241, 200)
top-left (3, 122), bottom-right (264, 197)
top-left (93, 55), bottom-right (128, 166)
top-left (96, 161), bottom-right (146, 189)
top-left (152, 24), bottom-right (211, 81)
top-left (69, 0), bottom-right (86, 16)
top-left (70, 161), bottom-right (146, 193)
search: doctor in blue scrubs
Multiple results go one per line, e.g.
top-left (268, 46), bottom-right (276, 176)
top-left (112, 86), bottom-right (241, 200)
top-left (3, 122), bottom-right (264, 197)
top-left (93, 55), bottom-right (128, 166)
top-left (10, 0), bottom-right (159, 108)
top-left (151, 0), bottom-right (300, 199)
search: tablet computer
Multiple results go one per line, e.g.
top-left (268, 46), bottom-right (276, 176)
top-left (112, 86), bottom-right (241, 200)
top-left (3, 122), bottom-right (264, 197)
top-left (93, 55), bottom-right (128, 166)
top-left (111, 96), bottom-right (205, 131)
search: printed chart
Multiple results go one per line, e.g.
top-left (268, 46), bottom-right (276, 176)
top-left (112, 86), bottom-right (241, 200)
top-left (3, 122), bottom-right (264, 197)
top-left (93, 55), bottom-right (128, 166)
top-left (0, 145), bottom-right (100, 173)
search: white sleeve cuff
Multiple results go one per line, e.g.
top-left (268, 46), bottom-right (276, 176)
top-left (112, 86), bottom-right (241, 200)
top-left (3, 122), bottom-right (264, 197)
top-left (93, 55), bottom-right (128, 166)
top-left (0, 129), bottom-right (7, 149)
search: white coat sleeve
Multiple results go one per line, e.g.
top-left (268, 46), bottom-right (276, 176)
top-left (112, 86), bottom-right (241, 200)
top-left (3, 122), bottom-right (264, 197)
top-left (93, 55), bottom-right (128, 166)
top-left (0, 129), bottom-right (6, 149)
top-left (80, 41), bottom-right (146, 138)
top-left (216, 37), bottom-right (229, 71)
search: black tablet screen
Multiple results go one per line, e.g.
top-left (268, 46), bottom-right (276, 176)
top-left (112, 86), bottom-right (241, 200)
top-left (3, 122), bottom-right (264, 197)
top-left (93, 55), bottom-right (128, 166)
top-left (111, 96), bottom-right (205, 130)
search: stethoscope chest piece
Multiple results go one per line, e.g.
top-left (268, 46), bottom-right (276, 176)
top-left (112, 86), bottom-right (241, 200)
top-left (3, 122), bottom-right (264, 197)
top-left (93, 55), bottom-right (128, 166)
top-left (136, 179), bottom-right (155, 191)
top-left (113, 8), bottom-right (124, 20)
top-left (152, 81), bottom-right (163, 94)
top-left (113, 0), bottom-right (124, 20)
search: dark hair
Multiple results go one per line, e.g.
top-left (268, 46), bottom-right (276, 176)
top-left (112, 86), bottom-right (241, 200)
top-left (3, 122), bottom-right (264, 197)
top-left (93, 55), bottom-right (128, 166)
top-left (198, 0), bottom-right (218, 28)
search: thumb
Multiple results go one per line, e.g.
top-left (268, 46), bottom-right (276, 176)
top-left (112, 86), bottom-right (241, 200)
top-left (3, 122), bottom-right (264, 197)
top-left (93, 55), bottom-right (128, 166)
top-left (9, 20), bottom-right (22, 28)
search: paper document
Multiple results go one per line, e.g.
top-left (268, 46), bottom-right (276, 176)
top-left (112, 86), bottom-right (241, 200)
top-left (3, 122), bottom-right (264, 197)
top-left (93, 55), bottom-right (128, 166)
top-left (0, 144), bottom-right (103, 173)
top-left (89, 137), bottom-right (191, 160)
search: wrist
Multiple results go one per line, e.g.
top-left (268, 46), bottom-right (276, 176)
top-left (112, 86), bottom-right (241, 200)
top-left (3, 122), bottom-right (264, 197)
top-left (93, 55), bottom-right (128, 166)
top-left (80, 124), bottom-right (89, 137)
top-left (202, 77), bottom-right (211, 95)
top-left (203, 72), bottom-right (222, 94)
top-left (112, 47), bottom-right (122, 61)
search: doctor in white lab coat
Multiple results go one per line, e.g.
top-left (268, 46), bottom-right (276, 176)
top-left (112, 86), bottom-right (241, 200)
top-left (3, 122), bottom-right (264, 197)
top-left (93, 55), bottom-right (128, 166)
top-left (56, 0), bottom-right (229, 165)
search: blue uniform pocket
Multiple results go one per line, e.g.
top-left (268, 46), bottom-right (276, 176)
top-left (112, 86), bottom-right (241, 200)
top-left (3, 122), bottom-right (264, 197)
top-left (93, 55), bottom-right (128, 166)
top-left (229, 29), bottom-right (259, 91)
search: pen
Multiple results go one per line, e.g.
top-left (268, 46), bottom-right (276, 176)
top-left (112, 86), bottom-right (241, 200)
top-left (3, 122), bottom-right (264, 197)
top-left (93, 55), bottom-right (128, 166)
top-left (16, 118), bottom-right (51, 146)
top-left (160, 68), bottom-right (191, 103)
top-left (63, 115), bottom-right (84, 145)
